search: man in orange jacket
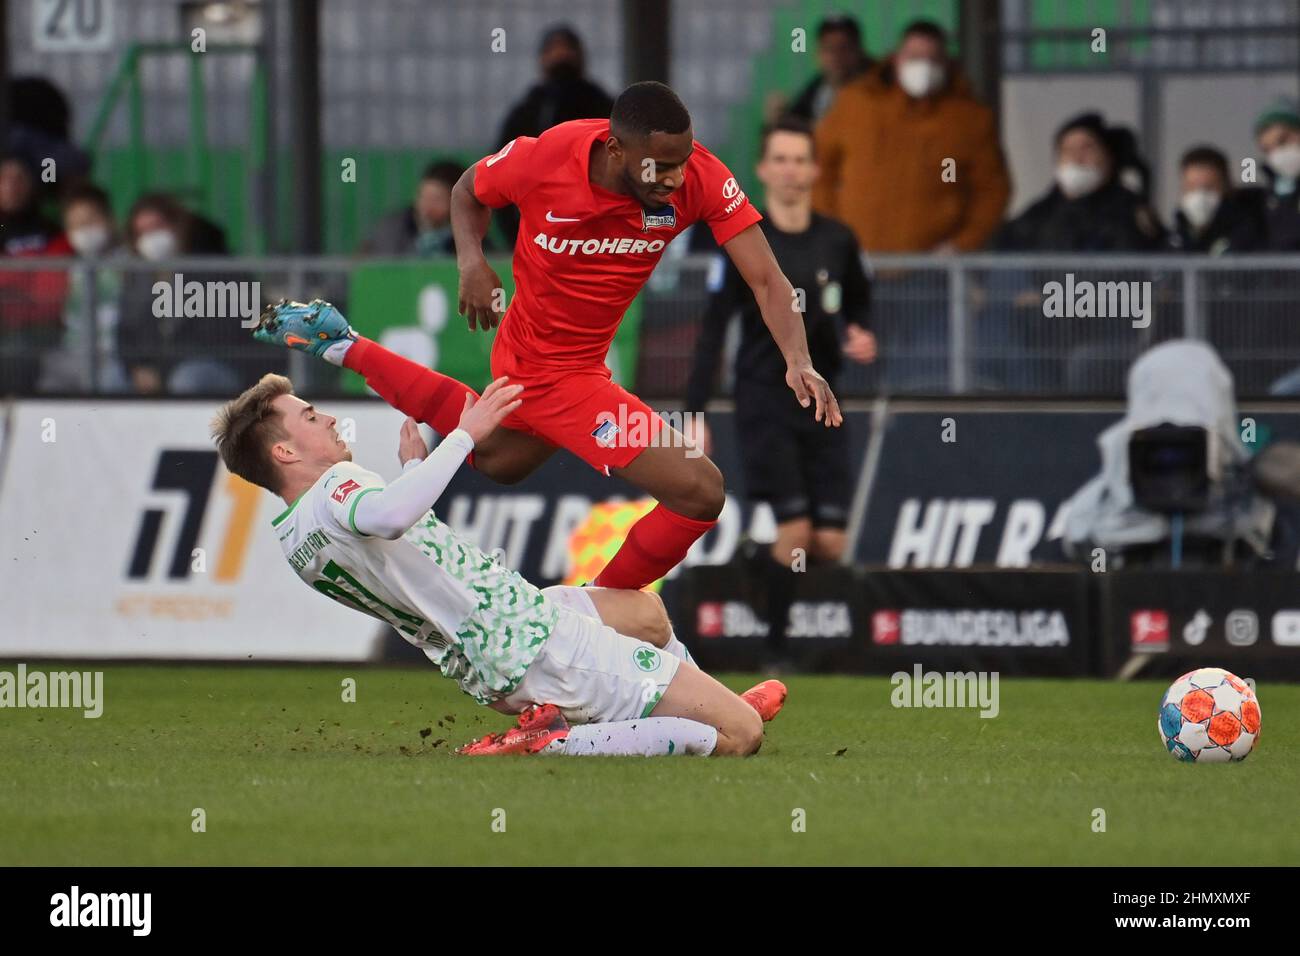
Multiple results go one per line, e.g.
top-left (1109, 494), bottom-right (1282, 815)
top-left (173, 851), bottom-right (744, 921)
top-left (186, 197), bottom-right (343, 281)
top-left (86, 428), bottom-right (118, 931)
top-left (813, 19), bottom-right (1010, 254)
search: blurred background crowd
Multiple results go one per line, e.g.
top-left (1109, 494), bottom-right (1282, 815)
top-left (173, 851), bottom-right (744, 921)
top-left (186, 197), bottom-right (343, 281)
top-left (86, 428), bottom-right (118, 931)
top-left (4, 0), bottom-right (1300, 399)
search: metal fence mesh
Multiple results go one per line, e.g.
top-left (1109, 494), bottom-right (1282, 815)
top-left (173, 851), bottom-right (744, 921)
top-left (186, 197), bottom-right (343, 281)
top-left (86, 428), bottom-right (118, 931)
top-left (3, 254), bottom-right (1300, 399)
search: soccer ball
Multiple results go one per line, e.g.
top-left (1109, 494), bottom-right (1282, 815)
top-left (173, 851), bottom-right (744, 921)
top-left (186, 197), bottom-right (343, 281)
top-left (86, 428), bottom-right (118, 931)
top-left (1157, 667), bottom-right (1261, 763)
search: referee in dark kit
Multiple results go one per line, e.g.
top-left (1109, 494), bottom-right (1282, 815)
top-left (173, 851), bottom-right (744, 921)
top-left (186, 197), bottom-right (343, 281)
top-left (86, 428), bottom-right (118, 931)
top-left (685, 115), bottom-right (875, 665)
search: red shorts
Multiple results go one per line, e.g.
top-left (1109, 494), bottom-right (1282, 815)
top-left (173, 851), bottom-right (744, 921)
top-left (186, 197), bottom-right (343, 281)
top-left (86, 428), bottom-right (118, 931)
top-left (490, 351), bottom-right (663, 474)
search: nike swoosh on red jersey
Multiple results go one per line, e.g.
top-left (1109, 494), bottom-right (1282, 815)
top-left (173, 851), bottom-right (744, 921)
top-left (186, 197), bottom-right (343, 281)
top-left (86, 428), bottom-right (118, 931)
top-left (545, 211), bottom-right (582, 222)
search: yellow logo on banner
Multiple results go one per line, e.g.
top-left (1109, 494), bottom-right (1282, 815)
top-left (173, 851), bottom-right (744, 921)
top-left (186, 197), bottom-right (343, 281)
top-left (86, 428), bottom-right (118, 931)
top-left (562, 498), bottom-right (663, 591)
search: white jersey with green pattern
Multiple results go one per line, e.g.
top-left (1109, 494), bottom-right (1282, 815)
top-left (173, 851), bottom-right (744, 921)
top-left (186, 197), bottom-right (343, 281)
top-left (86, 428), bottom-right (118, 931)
top-left (272, 460), bottom-right (556, 704)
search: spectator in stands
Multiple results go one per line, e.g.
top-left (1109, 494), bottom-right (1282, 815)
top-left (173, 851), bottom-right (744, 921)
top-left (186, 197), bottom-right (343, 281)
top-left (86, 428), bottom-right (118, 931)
top-left (6, 76), bottom-right (92, 204)
top-left (40, 184), bottom-right (132, 392)
top-left (117, 194), bottom-right (266, 395)
top-left (993, 113), bottom-right (1164, 252)
top-left (987, 114), bottom-right (1163, 394)
top-left (785, 15), bottom-right (873, 123)
top-left (813, 19), bottom-right (1009, 253)
top-left (1167, 146), bottom-right (1265, 254)
top-left (0, 152), bottom-right (71, 395)
top-left (1254, 97), bottom-right (1300, 251)
top-left (360, 160), bottom-right (480, 256)
top-left (494, 24), bottom-right (614, 246)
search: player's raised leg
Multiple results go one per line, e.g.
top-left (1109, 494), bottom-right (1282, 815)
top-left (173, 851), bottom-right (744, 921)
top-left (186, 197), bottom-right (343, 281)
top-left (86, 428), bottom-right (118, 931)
top-left (254, 299), bottom-right (557, 482)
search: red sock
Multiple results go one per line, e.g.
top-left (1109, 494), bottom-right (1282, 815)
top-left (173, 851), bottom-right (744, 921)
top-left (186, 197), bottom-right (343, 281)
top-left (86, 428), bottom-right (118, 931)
top-left (344, 337), bottom-right (479, 440)
top-left (593, 504), bottom-right (716, 590)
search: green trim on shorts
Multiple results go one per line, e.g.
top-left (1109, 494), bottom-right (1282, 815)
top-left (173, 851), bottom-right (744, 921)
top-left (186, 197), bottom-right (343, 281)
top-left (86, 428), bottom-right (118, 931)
top-left (639, 689), bottom-right (663, 719)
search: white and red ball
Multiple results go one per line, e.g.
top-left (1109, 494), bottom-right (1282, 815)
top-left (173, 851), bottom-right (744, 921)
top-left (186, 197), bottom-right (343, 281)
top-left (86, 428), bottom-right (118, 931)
top-left (1158, 667), bottom-right (1260, 762)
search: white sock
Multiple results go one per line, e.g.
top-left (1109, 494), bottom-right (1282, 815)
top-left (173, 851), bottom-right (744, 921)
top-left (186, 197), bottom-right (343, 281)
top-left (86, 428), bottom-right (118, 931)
top-left (553, 717), bottom-right (717, 757)
top-left (320, 335), bottom-right (356, 366)
top-left (662, 629), bottom-right (693, 664)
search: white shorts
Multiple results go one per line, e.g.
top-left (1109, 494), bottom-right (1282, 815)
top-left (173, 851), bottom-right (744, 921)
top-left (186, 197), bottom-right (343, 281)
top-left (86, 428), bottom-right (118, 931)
top-left (495, 603), bottom-right (681, 725)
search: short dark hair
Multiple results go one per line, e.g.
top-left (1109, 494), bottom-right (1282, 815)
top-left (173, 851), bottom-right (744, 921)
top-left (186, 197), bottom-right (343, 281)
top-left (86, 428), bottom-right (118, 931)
top-left (126, 192), bottom-right (190, 243)
top-left (901, 18), bottom-right (947, 47)
top-left (62, 182), bottom-right (113, 215)
top-left (1180, 145), bottom-right (1229, 184)
top-left (421, 160), bottom-right (466, 189)
top-left (1054, 111), bottom-right (1111, 154)
top-left (760, 115), bottom-right (816, 159)
top-left (610, 81), bottom-right (691, 140)
top-left (539, 23), bottom-right (582, 55)
top-left (817, 14), bottom-right (862, 44)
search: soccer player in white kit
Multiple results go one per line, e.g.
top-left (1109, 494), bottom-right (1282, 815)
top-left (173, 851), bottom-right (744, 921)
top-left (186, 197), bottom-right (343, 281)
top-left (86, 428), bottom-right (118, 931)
top-left (211, 372), bottom-right (785, 756)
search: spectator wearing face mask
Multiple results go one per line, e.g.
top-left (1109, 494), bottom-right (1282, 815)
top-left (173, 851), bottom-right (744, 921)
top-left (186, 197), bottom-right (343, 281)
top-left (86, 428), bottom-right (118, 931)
top-left (785, 15), bottom-right (873, 123)
top-left (994, 112), bottom-right (1164, 252)
top-left (494, 24), bottom-right (614, 247)
top-left (117, 194), bottom-right (269, 395)
top-left (1167, 146), bottom-right (1265, 254)
top-left (1254, 98), bottom-right (1300, 251)
top-left (40, 184), bottom-right (133, 392)
top-left (0, 153), bottom-right (72, 395)
top-left (813, 19), bottom-right (1009, 254)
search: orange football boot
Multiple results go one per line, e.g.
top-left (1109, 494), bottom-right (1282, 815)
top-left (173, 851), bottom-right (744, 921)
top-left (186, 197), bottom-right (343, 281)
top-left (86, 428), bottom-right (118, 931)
top-left (457, 703), bottom-right (570, 755)
top-left (740, 679), bottom-right (788, 722)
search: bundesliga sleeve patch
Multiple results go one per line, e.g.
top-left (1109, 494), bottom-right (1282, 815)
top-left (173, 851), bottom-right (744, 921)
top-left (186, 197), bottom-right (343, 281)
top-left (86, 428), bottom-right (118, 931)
top-left (331, 479), bottom-right (362, 503)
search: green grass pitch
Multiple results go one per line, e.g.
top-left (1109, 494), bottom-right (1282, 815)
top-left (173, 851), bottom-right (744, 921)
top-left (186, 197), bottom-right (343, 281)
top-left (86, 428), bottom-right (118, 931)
top-left (2, 665), bottom-right (1295, 865)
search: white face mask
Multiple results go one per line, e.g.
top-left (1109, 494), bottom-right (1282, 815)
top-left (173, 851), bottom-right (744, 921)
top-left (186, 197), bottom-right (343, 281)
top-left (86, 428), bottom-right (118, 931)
top-left (136, 229), bottom-right (178, 261)
top-left (1055, 162), bottom-right (1104, 199)
top-left (1267, 143), bottom-right (1300, 180)
top-left (69, 224), bottom-right (110, 257)
top-left (897, 59), bottom-right (944, 98)
top-left (1180, 189), bottom-right (1221, 230)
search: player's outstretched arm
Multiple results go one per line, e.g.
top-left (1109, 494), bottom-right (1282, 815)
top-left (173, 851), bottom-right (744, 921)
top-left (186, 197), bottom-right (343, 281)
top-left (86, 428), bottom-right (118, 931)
top-left (722, 224), bottom-right (843, 427)
top-left (350, 378), bottom-right (523, 539)
top-left (451, 165), bottom-right (506, 332)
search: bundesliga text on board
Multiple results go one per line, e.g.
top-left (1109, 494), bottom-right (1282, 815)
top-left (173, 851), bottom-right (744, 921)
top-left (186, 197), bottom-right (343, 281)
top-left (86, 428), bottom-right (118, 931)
top-left (695, 600), bottom-right (852, 639)
top-left (871, 608), bottom-right (1070, 647)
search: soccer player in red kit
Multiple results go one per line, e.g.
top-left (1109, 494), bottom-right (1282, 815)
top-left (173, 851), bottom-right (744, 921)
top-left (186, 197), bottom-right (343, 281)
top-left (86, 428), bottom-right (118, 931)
top-left (258, 82), bottom-right (840, 591)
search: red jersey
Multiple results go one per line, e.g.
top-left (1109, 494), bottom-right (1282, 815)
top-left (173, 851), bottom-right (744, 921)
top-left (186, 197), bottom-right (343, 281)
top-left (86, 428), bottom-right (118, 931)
top-left (473, 118), bottom-right (761, 370)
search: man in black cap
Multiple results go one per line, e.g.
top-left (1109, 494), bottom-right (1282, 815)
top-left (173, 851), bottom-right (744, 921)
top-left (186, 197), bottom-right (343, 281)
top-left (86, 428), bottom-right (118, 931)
top-left (494, 25), bottom-right (614, 246)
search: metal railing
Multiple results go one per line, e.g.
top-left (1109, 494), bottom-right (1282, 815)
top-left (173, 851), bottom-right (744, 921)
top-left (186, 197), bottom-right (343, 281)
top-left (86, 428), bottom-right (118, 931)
top-left (3, 253), bottom-right (1300, 399)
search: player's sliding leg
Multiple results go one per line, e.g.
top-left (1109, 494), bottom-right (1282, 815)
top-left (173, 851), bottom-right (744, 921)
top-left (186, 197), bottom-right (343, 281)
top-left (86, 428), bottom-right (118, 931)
top-left (254, 299), bottom-right (556, 480)
top-left (459, 702), bottom-right (721, 757)
top-left (462, 663), bottom-right (764, 757)
top-left (646, 662), bottom-right (764, 756)
top-left (594, 436), bottom-right (725, 590)
top-left (541, 584), bottom-right (693, 662)
top-left (540, 582), bottom-right (781, 721)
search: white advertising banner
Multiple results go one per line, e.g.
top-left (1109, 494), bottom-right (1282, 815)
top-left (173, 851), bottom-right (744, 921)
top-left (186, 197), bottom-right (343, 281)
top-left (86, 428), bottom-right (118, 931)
top-left (0, 400), bottom-right (421, 660)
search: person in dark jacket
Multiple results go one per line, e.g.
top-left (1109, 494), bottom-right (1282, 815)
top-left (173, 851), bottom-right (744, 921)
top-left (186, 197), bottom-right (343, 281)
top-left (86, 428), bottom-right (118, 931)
top-left (1254, 97), bottom-right (1300, 251)
top-left (494, 25), bottom-right (614, 246)
top-left (786, 15), bottom-right (873, 123)
top-left (117, 194), bottom-right (278, 395)
top-left (1167, 146), bottom-right (1265, 254)
top-left (995, 112), bottom-right (1164, 252)
top-left (986, 114), bottom-right (1163, 393)
top-left (685, 118), bottom-right (873, 665)
top-left (0, 152), bottom-right (71, 395)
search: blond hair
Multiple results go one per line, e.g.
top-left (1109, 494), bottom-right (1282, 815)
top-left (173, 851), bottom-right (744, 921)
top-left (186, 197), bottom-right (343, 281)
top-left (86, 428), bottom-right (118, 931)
top-left (211, 373), bottom-right (295, 493)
